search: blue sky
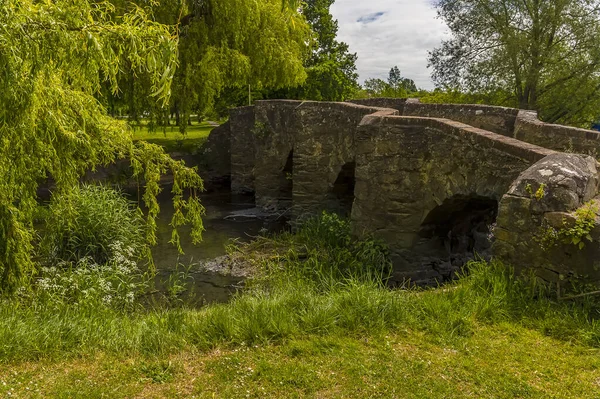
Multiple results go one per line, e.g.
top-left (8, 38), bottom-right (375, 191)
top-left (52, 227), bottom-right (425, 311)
top-left (330, 0), bottom-right (449, 90)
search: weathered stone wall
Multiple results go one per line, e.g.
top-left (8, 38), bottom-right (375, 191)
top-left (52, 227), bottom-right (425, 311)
top-left (404, 101), bottom-right (519, 136)
top-left (513, 110), bottom-right (600, 155)
top-left (251, 101), bottom-right (301, 210)
top-left (205, 98), bottom-right (600, 287)
top-left (200, 120), bottom-right (231, 187)
top-left (349, 98), bottom-right (519, 136)
top-left (252, 101), bottom-right (398, 215)
top-left (353, 115), bottom-right (554, 284)
top-left (347, 98), bottom-right (408, 114)
top-left (229, 106), bottom-right (256, 195)
top-left (349, 98), bottom-right (600, 156)
top-left (494, 153), bottom-right (600, 286)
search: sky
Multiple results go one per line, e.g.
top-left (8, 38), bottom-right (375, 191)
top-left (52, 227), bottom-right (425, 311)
top-left (330, 0), bottom-right (449, 90)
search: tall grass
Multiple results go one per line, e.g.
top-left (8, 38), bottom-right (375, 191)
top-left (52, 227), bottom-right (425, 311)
top-left (41, 184), bottom-right (145, 264)
top-left (2, 213), bottom-right (600, 362)
top-left (2, 261), bottom-right (600, 362)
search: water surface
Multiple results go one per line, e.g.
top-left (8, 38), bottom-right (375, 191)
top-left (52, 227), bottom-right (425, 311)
top-left (150, 189), bottom-right (285, 304)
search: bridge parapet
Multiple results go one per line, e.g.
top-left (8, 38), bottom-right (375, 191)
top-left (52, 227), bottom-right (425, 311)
top-left (350, 98), bottom-right (600, 155)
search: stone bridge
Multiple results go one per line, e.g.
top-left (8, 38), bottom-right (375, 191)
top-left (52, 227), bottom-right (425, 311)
top-left (205, 98), bottom-right (600, 286)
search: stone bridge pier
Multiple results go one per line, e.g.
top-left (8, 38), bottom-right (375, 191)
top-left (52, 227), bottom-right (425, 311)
top-left (205, 99), bottom-right (600, 287)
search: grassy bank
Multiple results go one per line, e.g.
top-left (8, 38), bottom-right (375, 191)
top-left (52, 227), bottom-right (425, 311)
top-left (3, 215), bottom-right (600, 397)
top-left (132, 122), bottom-right (214, 153)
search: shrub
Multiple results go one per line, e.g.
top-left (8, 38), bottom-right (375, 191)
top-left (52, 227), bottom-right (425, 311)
top-left (264, 212), bottom-right (392, 287)
top-left (40, 184), bottom-right (146, 265)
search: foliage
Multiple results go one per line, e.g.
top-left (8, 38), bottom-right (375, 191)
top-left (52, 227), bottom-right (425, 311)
top-left (429, 0), bottom-right (600, 127)
top-left (525, 183), bottom-right (547, 201)
top-left (563, 202), bottom-right (597, 249)
top-left (416, 88), bottom-right (507, 105)
top-left (388, 66), bottom-right (417, 93)
top-left (255, 212), bottom-right (393, 286)
top-left (539, 201), bottom-right (599, 250)
top-left (107, 0), bottom-right (310, 130)
top-left (296, 0), bottom-right (359, 101)
top-left (0, 0), bottom-right (204, 291)
top-left (41, 185), bottom-right (145, 265)
top-left (361, 66), bottom-right (417, 98)
top-left (252, 0), bottom-right (359, 105)
top-left (23, 249), bottom-right (147, 311)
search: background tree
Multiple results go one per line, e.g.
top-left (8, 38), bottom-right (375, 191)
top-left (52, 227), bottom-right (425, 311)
top-left (228, 0), bottom-right (359, 110)
top-left (298, 0), bottom-right (359, 101)
top-left (103, 0), bottom-right (310, 129)
top-left (387, 66), bottom-right (417, 96)
top-left (429, 0), bottom-right (600, 127)
top-left (361, 66), bottom-right (418, 98)
top-left (363, 78), bottom-right (392, 98)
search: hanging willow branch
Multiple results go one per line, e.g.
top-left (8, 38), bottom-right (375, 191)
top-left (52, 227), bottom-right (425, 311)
top-left (0, 0), bottom-right (203, 291)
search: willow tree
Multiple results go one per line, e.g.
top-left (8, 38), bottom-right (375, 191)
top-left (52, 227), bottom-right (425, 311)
top-left (0, 0), bottom-right (205, 290)
top-left (429, 0), bottom-right (600, 127)
top-left (107, 0), bottom-right (310, 129)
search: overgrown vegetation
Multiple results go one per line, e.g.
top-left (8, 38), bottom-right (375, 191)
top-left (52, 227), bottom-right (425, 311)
top-left (0, 0), bottom-right (205, 292)
top-left (41, 185), bottom-right (146, 265)
top-left (539, 201), bottom-right (599, 250)
top-left (3, 214), bottom-right (600, 359)
top-left (103, 0), bottom-right (310, 130)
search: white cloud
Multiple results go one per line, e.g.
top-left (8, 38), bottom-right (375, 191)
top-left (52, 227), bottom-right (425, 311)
top-left (330, 0), bottom-right (449, 90)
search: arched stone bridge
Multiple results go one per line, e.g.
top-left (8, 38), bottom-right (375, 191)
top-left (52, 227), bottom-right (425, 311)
top-left (205, 98), bottom-right (600, 286)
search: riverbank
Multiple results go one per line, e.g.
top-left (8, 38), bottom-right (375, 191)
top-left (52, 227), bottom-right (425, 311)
top-left (2, 215), bottom-right (600, 397)
top-left (132, 122), bottom-right (215, 154)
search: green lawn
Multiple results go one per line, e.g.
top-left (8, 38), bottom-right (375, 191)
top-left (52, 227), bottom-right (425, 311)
top-left (132, 122), bottom-right (215, 153)
top-left (1, 325), bottom-right (598, 398)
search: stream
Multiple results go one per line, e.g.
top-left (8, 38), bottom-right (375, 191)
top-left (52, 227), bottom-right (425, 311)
top-left (149, 189), bottom-right (286, 305)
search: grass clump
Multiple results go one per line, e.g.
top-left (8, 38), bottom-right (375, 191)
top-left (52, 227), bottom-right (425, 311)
top-left (240, 212), bottom-right (393, 288)
top-left (24, 184), bottom-right (151, 313)
top-left (41, 184), bottom-right (146, 265)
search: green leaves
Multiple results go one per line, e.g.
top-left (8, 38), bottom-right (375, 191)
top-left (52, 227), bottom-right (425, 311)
top-left (362, 66), bottom-right (417, 98)
top-left (538, 201), bottom-right (599, 251)
top-left (429, 0), bottom-right (600, 127)
top-left (0, 0), bottom-right (201, 291)
top-left (112, 0), bottom-right (310, 130)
